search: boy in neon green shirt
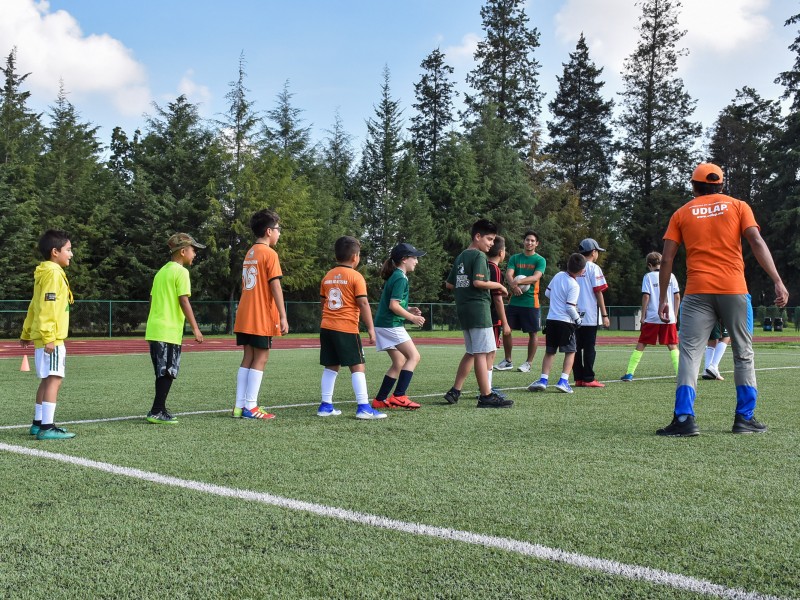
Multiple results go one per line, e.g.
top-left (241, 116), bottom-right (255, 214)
top-left (144, 233), bottom-right (205, 424)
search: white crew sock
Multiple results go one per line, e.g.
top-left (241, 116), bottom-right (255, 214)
top-left (560, 372), bottom-right (570, 381)
top-left (704, 346), bottom-right (714, 370)
top-left (245, 369), bottom-right (263, 410)
top-left (711, 341), bottom-right (728, 368)
top-left (41, 401), bottom-right (56, 425)
top-left (321, 369), bottom-right (338, 404)
top-left (34, 403), bottom-right (43, 421)
top-left (487, 370), bottom-right (494, 388)
top-left (235, 367), bottom-right (249, 408)
top-left (351, 372), bottom-right (369, 405)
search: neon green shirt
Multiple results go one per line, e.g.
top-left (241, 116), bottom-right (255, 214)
top-left (145, 261), bottom-right (191, 345)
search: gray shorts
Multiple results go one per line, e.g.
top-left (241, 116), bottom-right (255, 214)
top-left (462, 327), bottom-right (496, 355)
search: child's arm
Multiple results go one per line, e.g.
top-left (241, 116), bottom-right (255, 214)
top-left (445, 282), bottom-right (454, 290)
top-left (595, 291), bottom-right (610, 328)
top-left (269, 278), bottom-right (289, 335)
top-left (474, 279), bottom-right (508, 295)
top-left (178, 296), bottom-right (204, 343)
top-left (640, 293), bottom-right (649, 320)
top-left (493, 293), bottom-right (512, 336)
top-left (673, 292), bottom-right (681, 320)
top-left (356, 297), bottom-right (376, 344)
top-left (390, 299), bottom-right (425, 327)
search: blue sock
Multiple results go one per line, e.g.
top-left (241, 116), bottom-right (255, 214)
top-left (375, 375), bottom-right (396, 401)
top-left (394, 370), bottom-right (414, 396)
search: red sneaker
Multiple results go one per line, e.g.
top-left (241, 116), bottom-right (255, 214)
top-left (385, 394), bottom-right (421, 410)
top-left (583, 380), bottom-right (606, 388)
top-left (573, 380), bottom-right (585, 387)
top-left (372, 398), bottom-right (391, 409)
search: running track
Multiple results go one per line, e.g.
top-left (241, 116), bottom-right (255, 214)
top-left (1, 335), bottom-right (798, 357)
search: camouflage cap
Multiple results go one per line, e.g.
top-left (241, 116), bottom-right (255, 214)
top-left (167, 233), bottom-right (206, 253)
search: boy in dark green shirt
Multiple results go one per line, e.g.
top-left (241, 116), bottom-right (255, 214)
top-left (444, 219), bottom-right (513, 409)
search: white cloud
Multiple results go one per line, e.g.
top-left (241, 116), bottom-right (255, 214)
top-left (554, 0), bottom-right (773, 70)
top-left (176, 69), bottom-right (212, 114)
top-left (444, 33), bottom-right (481, 69)
top-left (0, 0), bottom-right (150, 116)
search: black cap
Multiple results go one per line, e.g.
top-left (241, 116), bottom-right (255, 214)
top-left (391, 243), bottom-right (426, 263)
top-left (578, 238), bottom-right (605, 253)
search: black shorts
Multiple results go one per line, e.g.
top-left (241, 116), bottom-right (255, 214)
top-left (236, 332), bottom-right (273, 349)
top-left (319, 328), bottom-right (365, 367)
top-left (544, 320), bottom-right (577, 354)
top-left (506, 305), bottom-right (541, 333)
top-left (149, 341), bottom-right (182, 379)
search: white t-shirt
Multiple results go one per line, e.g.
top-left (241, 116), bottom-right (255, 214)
top-left (576, 261), bottom-right (608, 326)
top-left (641, 270), bottom-right (680, 324)
top-left (545, 271), bottom-right (580, 323)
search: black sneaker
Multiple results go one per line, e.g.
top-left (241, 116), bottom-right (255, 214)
top-left (444, 388), bottom-right (461, 404)
top-left (656, 414), bottom-right (699, 437)
top-left (732, 414), bottom-right (767, 434)
top-left (476, 392), bottom-right (514, 408)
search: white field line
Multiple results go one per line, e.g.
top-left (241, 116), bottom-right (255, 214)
top-left (0, 442), bottom-right (790, 600)
top-left (3, 365), bottom-right (799, 428)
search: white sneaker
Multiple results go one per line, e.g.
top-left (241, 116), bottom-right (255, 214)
top-left (356, 406), bottom-right (388, 420)
top-left (494, 359), bottom-right (513, 371)
top-left (704, 365), bottom-right (724, 381)
top-left (517, 361), bottom-right (531, 373)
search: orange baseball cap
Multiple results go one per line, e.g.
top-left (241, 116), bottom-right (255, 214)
top-left (691, 163), bottom-right (724, 184)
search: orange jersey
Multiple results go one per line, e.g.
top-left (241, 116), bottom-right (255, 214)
top-left (234, 243), bottom-right (283, 336)
top-left (320, 265), bottom-right (368, 334)
top-left (663, 194), bottom-right (758, 295)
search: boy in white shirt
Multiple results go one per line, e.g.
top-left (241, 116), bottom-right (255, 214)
top-left (621, 252), bottom-right (681, 381)
top-left (527, 253), bottom-right (587, 394)
top-left (574, 238), bottom-right (610, 388)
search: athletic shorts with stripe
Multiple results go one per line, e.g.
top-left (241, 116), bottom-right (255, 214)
top-left (34, 345), bottom-right (66, 379)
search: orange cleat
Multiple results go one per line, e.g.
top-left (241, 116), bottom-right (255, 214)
top-left (582, 380), bottom-right (606, 388)
top-left (384, 394), bottom-right (421, 410)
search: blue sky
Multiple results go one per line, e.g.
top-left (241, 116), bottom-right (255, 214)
top-left (2, 0), bottom-right (797, 149)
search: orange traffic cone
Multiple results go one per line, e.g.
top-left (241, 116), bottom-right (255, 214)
top-left (20, 354), bottom-right (30, 372)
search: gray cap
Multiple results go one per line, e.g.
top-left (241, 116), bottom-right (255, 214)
top-left (578, 238), bottom-right (605, 253)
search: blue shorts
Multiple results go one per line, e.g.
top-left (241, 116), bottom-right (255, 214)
top-left (506, 305), bottom-right (541, 333)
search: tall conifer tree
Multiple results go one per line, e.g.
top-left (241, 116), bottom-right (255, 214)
top-left (410, 48), bottom-right (456, 176)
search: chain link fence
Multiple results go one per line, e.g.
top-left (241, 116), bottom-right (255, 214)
top-left (1, 300), bottom-right (797, 338)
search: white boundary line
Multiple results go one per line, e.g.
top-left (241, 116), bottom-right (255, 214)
top-left (0, 442), bottom-right (789, 600)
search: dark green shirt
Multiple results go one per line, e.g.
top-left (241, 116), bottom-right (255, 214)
top-left (447, 248), bottom-right (492, 329)
top-left (375, 268), bottom-right (409, 328)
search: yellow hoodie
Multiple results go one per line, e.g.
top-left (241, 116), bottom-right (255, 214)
top-left (21, 261), bottom-right (74, 348)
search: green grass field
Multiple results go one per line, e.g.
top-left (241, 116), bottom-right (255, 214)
top-left (1, 342), bottom-right (798, 599)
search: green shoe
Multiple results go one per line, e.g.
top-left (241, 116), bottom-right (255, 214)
top-left (36, 426), bottom-right (76, 440)
top-left (231, 407), bottom-right (242, 418)
top-left (29, 424), bottom-right (40, 436)
top-left (146, 410), bottom-right (179, 425)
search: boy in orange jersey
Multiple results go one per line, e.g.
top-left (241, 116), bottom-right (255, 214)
top-left (232, 209), bottom-right (289, 419)
top-left (318, 236), bottom-right (386, 420)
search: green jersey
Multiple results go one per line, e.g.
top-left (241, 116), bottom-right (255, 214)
top-left (507, 252), bottom-right (546, 309)
top-left (375, 268), bottom-right (409, 328)
top-left (447, 248), bottom-right (492, 329)
top-left (145, 261), bottom-right (191, 345)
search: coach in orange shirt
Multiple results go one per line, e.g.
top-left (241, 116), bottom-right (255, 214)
top-left (655, 163), bottom-right (788, 436)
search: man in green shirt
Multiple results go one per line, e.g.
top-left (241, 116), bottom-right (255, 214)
top-left (496, 230), bottom-right (546, 373)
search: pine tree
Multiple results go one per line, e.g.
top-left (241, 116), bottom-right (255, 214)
top-left (0, 48), bottom-right (43, 298)
top-left (464, 0), bottom-right (543, 153)
top-left (263, 79), bottom-right (312, 166)
top-left (616, 0), bottom-right (701, 254)
top-left (545, 34), bottom-right (614, 214)
top-left (354, 66), bottom-right (405, 273)
top-left (410, 48), bottom-right (456, 176)
top-left (775, 13), bottom-right (800, 111)
top-left (708, 87), bottom-right (781, 205)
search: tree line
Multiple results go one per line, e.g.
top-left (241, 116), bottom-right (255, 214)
top-left (1, 0), bottom-right (798, 313)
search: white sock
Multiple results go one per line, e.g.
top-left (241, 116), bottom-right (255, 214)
top-left (34, 403), bottom-right (43, 421)
top-left (704, 346), bottom-right (714, 370)
top-left (351, 371), bottom-right (368, 405)
top-left (235, 367), bottom-right (249, 408)
top-left (245, 369), bottom-right (263, 410)
top-left (321, 369), bottom-right (338, 404)
top-left (41, 401), bottom-right (56, 425)
top-left (560, 372), bottom-right (569, 381)
top-left (487, 370), bottom-right (493, 388)
top-left (539, 374), bottom-right (549, 382)
top-left (711, 342), bottom-right (728, 368)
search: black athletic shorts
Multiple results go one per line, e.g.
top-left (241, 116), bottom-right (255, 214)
top-left (149, 341), bottom-right (182, 379)
top-left (319, 328), bottom-right (365, 367)
top-left (544, 320), bottom-right (577, 354)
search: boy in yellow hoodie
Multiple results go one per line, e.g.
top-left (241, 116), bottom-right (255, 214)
top-left (20, 230), bottom-right (76, 440)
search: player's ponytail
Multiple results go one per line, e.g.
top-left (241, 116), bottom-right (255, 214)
top-left (380, 257), bottom-right (398, 280)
